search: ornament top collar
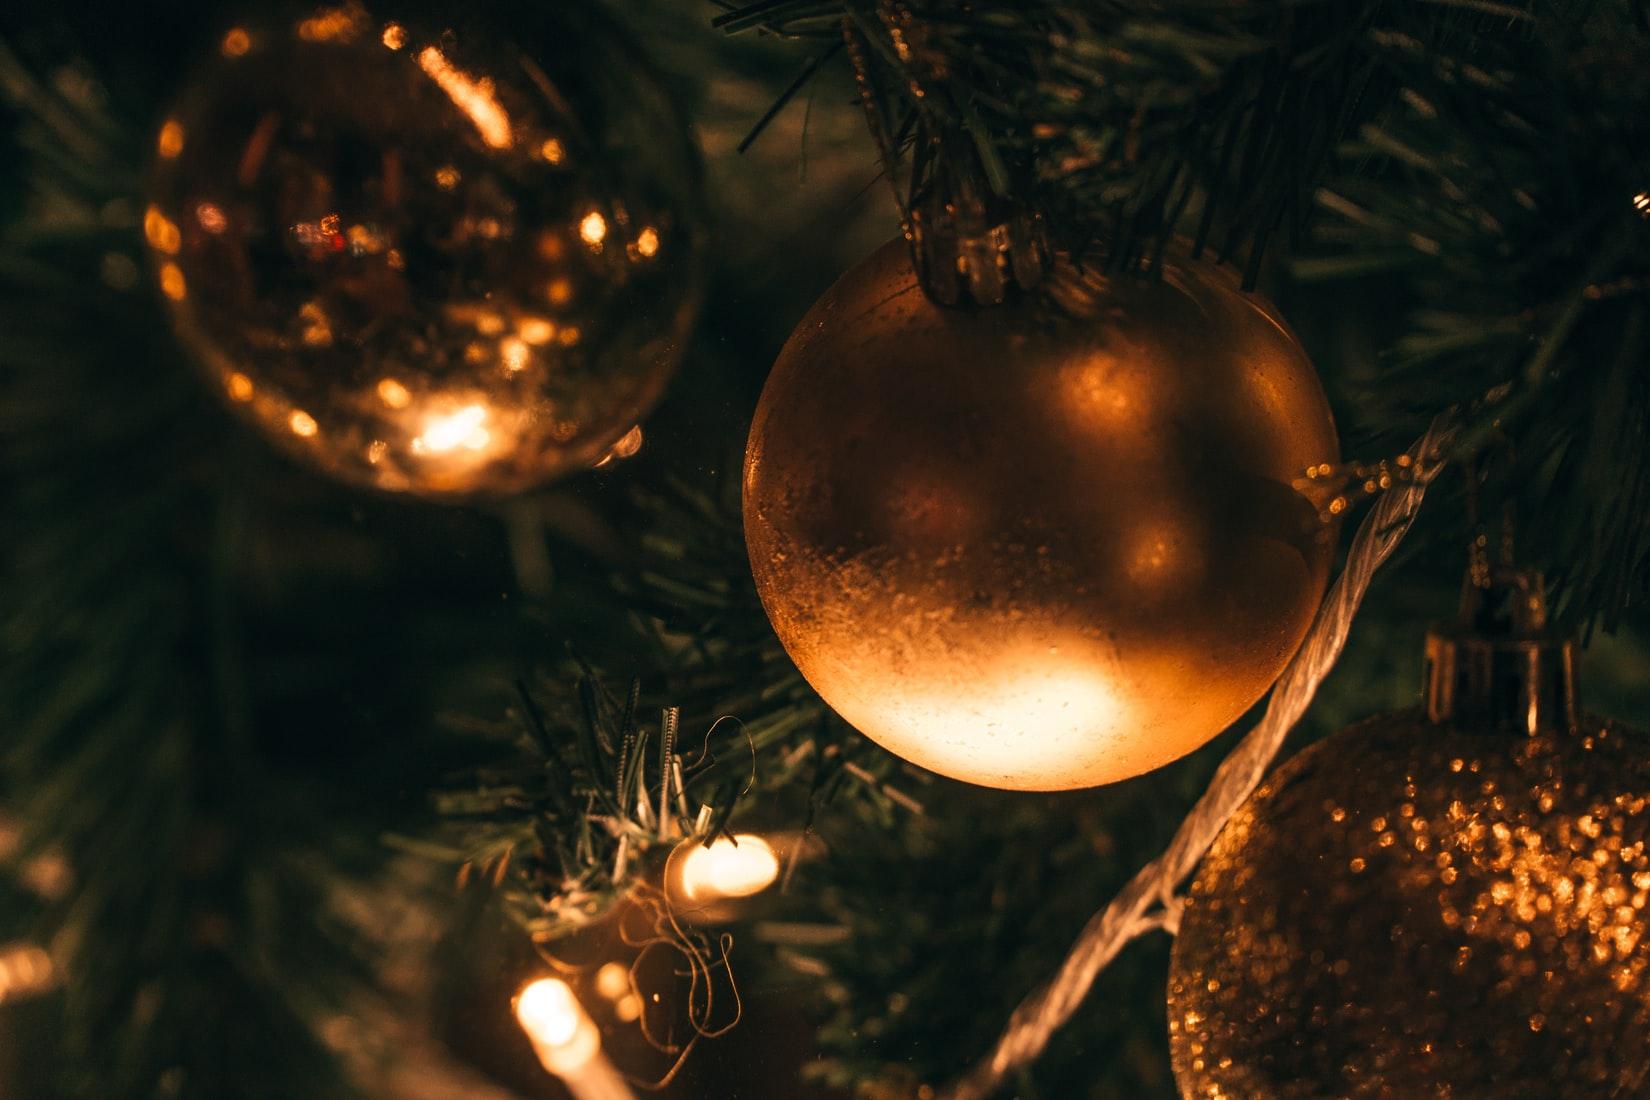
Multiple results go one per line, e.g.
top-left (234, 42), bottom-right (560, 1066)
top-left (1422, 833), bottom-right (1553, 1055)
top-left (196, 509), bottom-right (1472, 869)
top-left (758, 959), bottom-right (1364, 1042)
top-left (1424, 569), bottom-right (1578, 736)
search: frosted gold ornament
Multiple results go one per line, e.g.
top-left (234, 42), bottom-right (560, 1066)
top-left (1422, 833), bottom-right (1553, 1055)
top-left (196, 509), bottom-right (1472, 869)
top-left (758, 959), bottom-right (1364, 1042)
top-left (743, 239), bottom-right (1338, 791)
top-left (1169, 572), bottom-right (1650, 1099)
top-left (147, 6), bottom-right (698, 495)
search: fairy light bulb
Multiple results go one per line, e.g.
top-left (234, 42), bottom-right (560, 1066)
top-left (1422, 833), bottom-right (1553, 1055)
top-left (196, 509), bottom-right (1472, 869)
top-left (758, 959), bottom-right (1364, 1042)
top-left (515, 978), bottom-right (596, 1071)
top-left (0, 942), bottom-right (53, 1003)
top-left (594, 962), bottom-right (629, 1003)
top-left (514, 978), bottom-right (637, 1099)
top-left (676, 834), bottom-right (780, 903)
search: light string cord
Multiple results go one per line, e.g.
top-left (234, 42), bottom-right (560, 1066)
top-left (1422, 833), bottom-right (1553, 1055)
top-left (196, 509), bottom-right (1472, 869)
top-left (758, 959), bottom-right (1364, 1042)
top-left (942, 414), bottom-right (1456, 1100)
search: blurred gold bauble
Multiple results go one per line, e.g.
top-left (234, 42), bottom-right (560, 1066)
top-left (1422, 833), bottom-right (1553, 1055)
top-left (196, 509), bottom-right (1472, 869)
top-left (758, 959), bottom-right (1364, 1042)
top-left (146, 6), bottom-right (698, 495)
top-left (743, 239), bottom-right (1338, 791)
top-left (1170, 574), bottom-right (1650, 1098)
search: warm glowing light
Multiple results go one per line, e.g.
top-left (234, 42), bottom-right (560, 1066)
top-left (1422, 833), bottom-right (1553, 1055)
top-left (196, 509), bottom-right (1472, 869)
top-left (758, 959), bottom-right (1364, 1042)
top-left (226, 372), bottom-right (255, 402)
top-left (609, 425), bottom-right (643, 460)
top-left (195, 202), bottom-right (228, 233)
top-left (299, 301), bottom-right (333, 347)
top-left (518, 317), bottom-right (555, 345)
top-left (159, 263), bottom-right (187, 301)
top-left (539, 138), bottom-right (566, 164)
top-left (500, 336), bottom-right (530, 373)
top-left (1125, 517), bottom-right (1199, 592)
top-left (1060, 356), bottom-right (1146, 429)
top-left (514, 978), bottom-right (607, 1078)
top-left (288, 410), bottom-right (319, 437)
top-left (376, 378), bottom-right (411, 409)
top-left (143, 206), bottom-right (180, 255)
top-left (417, 47), bottom-right (514, 149)
top-left (517, 979), bottom-right (582, 1048)
top-left (298, 6), bottom-right (366, 42)
top-left (221, 28), bottom-right (252, 58)
top-left (615, 993), bottom-right (642, 1023)
top-left (1636, 192), bottom-right (1650, 217)
top-left (635, 227), bottom-right (660, 258)
top-left (346, 223), bottom-right (383, 255)
top-left (557, 326), bottom-right (582, 347)
top-left (156, 119), bottom-right (185, 159)
top-left (381, 22), bottom-right (406, 50)
top-left (678, 835), bottom-right (780, 902)
top-left (578, 211), bottom-right (608, 247)
top-left (366, 440), bottom-right (388, 464)
top-left (546, 277), bottom-right (575, 305)
top-left (0, 943), bottom-right (53, 1004)
top-left (412, 404), bottom-right (491, 455)
top-left (434, 165), bottom-right (460, 190)
top-left (821, 633), bottom-right (1136, 791)
top-left (594, 962), bottom-right (629, 1002)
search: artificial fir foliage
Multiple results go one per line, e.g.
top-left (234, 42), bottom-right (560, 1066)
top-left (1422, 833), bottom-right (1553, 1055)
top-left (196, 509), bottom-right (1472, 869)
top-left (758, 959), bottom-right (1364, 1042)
top-left (3, 2), bottom-right (1650, 1099)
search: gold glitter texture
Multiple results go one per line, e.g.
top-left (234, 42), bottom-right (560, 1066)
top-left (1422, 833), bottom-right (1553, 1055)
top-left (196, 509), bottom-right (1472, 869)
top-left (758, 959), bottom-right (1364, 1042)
top-left (1169, 710), bottom-right (1650, 1098)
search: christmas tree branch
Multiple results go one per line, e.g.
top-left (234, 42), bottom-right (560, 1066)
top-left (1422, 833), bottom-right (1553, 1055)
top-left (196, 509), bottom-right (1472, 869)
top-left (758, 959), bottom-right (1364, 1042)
top-left (719, 0), bottom-right (1409, 277)
top-left (1299, 1), bottom-right (1650, 625)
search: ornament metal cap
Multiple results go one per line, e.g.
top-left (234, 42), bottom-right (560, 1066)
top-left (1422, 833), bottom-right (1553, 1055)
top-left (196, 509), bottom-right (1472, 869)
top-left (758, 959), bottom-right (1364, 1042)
top-left (1423, 569), bottom-right (1578, 734)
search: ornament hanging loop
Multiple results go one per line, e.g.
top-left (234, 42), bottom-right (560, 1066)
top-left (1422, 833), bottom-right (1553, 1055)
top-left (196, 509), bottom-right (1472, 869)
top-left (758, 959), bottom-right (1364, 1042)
top-left (905, 124), bottom-right (1050, 306)
top-left (841, 15), bottom-right (1047, 307)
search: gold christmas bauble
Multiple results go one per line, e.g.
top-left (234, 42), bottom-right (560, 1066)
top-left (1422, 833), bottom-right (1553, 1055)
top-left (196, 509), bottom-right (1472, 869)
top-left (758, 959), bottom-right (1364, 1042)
top-left (743, 239), bottom-right (1338, 791)
top-left (1170, 578), bottom-right (1650, 1098)
top-left (146, 6), bottom-right (698, 495)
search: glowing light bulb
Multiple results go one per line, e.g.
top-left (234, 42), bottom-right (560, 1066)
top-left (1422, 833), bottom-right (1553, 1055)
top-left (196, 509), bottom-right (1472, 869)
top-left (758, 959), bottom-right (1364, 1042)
top-left (594, 962), bottom-right (629, 1002)
top-left (678, 834), bottom-right (780, 902)
top-left (500, 336), bottom-right (531, 373)
top-left (297, 7), bottom-right (366, 43)
top-left (376, 377), bottom-right (411, 409)
top-left (417, 47), bottom-right (514, 149)
top-left (288, 409), bottom-right (319, 437)
top-left (514, 978), bottom-right (633, 1096)
top-left (159, 263), bottom-right (188, 301)
top-left (144, 206), bottom-right (181, 254)
top-left (518, 317), bottom-right (556, 345)
top-left (195, 202), bottom-right (228, 233)
top-left (579, 211), bottom-right (608, 247)
top-left (517, 979), bottom-right (583, 1049)
top-left (0, 943), bottom-right (53, 1004)
top-left (412, 404), bottom-right (491, 455)
top-left (221, 28), bottom-right (252, 58)
top-left (156, 119), bottom-right (185, 159)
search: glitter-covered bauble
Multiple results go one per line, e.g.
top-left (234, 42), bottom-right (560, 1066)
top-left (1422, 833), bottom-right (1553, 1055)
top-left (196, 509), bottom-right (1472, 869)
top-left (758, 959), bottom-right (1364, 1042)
top-left (743, 239), bottom-right (1338, 791)
top-left (1170, 572), bottom-right (1650, 1099)
top-left (146, 5), bottom-right (698, 495)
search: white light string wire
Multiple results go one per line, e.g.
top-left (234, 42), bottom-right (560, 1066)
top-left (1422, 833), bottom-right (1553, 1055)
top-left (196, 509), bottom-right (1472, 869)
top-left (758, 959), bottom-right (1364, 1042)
top-left (942, 414), bottom-right (1455, 1100)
